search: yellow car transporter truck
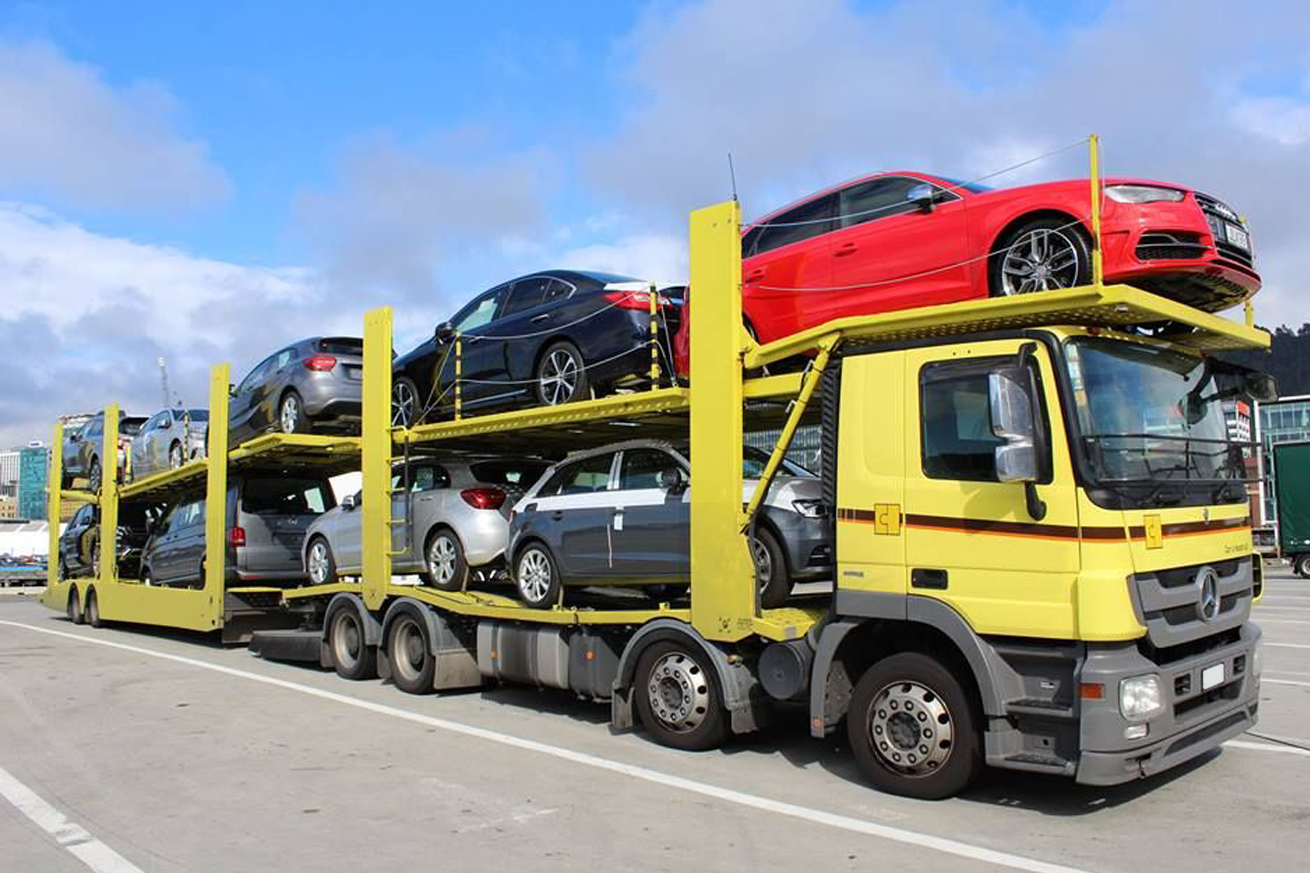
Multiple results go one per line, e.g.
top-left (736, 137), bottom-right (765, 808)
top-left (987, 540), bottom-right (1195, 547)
top-left (42, 200), bottom-right (1270, 799)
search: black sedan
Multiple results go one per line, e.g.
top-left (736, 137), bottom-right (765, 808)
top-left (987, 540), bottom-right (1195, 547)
top-left (392, 270), bottom-right (681, 426)
top-left (58, 502), bottom-right (154, 580)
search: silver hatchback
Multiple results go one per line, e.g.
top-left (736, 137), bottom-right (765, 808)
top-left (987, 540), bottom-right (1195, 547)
top-left (130, 407), bottom-right (208, 480)
top-left (303, 456), bottom-right (549, 589)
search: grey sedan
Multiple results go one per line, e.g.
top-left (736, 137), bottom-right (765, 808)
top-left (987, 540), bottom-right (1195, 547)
top-left (229, 337), bottom-right (364, 447)
top-left (130, 408), bottom-right (208, 480)
top-left (303, 456), bottom-right (549, 589)
top-left (507, 440), bottom-right (831, 608)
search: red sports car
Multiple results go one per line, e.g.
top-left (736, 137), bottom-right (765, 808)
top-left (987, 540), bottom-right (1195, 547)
top-left (673, 172), bottom-right (1259, 375)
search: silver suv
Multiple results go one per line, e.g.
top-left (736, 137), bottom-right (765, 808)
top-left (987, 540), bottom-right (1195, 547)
top-left (507, 440), bottom-right (831, 608)
top-left (302, 456), bottom-right (549, 589)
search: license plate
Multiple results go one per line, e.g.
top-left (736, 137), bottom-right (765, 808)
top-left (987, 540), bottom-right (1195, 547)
top-left (1224, 223), bottom-right (1249, 251)
top-left (346, 366), bottom-right (363, 380)
top-left (1202, 662), bottom-right (1226, 691)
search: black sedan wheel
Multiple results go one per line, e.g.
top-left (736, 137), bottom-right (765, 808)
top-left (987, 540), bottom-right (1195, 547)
top-left (535, 341), bottom-right (590, 406)
top-left (392, 377), bottom-right (421, 427)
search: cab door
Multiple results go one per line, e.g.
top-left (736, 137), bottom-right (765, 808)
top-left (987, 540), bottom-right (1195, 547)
top-left (901, 339), bottom-right (1081, 639)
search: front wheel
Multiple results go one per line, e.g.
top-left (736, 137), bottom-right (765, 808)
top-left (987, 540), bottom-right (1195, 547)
top-left (423, 528), bottom-right (469, 591)
top-left (278, 391), bottom-right (309, 435)
top-left (514, 543), bottom-right (561, 608)
top-left (633, 641), bottom-right (727, 751)
top-left (1295, 554), bottom-right (1310, 579)
top-left (307, 537), bottom-right (338, 586)
top-left (535, 341), bottom-right (590, 406)
top-left (847, 652), bottom-right (981, 799)
top-left (990, 217), bottom-right (1091, 297)
top-left (169, 442), bottom-right (185, 469)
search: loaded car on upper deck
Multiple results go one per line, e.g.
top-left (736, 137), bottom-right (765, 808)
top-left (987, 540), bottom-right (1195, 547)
top-left (61, 410), bottom-right (148, 492)
top-left (674, 172), bottom-right (1259, 374)
top-left (130, 407), bottom-right (208, 480)
top-left (391, 270), bottom-right (681, 426)
top-left (228, 337), bottom-right (364, 447)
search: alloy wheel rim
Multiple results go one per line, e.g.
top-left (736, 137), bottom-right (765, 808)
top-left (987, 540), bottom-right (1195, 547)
top-left (646, 652), bottom-right (710, 733)
top-left (540, 350), bottom-right (579, 405)
top-left (428, 536), bottom-right (457, 585)
top-left (868, 680), bottom-right (955, 777)
top-left (309, 542), bottom-right (329, 584)
top-left (392, 382), bottom-right (415, 427)
top-left (751, 537), bottom-right (771, 589)
top-left (170, 445), bottom-right (184, 468)
top-left (1000, 228), bottom-right (1080, 294)
top-left (280, 396), bottom-right (299, 433)
top-left (518, 549), bottom-right (552, 603)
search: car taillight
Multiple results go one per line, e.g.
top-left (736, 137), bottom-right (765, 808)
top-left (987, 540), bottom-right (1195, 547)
top-left (304, 355), bottom-right (338, 371)
top-left (227, 525), bottom-right (246, 547)
top-left (461, 487), bottom-right (506, 510)
top-left (603, 290), bottom-right (672, 310)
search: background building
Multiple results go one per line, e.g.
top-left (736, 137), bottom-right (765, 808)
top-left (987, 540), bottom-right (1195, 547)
top-left (0, 449), bottom-right (18, 500)
top-left (17, 445), bottom-right (50, 521)
top-left (1255, 395), bottom-right (1310, 530)
top-left (0, 495), bottom-right (16, 519)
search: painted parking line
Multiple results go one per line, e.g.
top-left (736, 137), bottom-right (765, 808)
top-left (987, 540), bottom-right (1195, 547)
top-left (0, 765), bottom-right (146, 873)
top-left (1264, 677), bottom-right (1310, 688)
top-left (1266, 643), bottom-right (1310, 650)
top-left (0, 620), bottom-right (1097, 873)
top-left (1226, 741), bottom-right (1310, 759)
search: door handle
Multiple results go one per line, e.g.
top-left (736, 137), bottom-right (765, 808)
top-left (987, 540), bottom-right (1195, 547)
top-left (550, 511), bottom-right (565, 521)
top-left (744, 269), bottom-right (765, 282)
top-left (911, 568), bottom-right (948, 590)
top-left (834, 242), bottom-right (858, 257)
top-left (531, 314), bottom-right (550, 323)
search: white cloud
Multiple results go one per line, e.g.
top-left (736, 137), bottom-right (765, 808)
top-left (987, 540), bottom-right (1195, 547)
top-left (1232, 95), bottom-right (1310, 147)
top-left (0, 41), bottom-right (231, 212)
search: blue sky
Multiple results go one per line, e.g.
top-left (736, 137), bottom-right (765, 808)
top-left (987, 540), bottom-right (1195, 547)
top-left (0, 0), bottom-right (1308, 445)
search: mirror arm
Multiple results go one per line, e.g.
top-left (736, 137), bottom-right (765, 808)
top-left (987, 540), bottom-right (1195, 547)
top-left (1025, 482), bottom-right (1047, 521)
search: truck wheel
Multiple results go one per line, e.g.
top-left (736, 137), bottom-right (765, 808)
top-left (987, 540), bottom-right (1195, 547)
top-left (423, 528), bottom-right (469, 591)
top-left (67, 587), bottom-right (85, 624)
top-left (752, 528), bottom-right (790, 609)
top-left (1295, 555), bottom-right (1310, 578)
top-left (633, 640), bottom-right (727, 751)
top-left (848, 652), bottom-right (981, 800)
top-left (329, 607), bottom-right (376, 681)
top-left (86, 589), bottom-right (103, 628)
top-left (387, 612), bottom-right (434, 694)
top-left (514, 543), bottom-right (560, 608)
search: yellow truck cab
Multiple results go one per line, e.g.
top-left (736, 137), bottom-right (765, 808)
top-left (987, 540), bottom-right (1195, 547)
top-left (819, 325), bottom-right (1265, 796)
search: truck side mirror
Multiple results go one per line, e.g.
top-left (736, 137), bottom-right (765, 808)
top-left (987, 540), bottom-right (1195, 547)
top-left (989, 366), bottom-right (1047, 520)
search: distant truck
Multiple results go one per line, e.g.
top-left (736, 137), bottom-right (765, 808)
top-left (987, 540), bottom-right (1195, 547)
top-left (1274, 441), bottom-right (1310, 576)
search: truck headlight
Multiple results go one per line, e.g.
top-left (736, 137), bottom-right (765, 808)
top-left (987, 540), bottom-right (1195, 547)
top-left (1119, 674), bottom-right (1163, 721)
top-left (791, 499), bottom-right (827, 518)
top-left (1105, 184), bottom-right (1186, 204)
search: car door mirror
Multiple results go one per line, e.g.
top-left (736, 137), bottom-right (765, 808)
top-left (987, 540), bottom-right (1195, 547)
top-left (907, 183), bottom-right (936, 214)
top-left (435, 321), bottom-right (455, 342)
top-left (659, 468), bottom-right (687, 494)
top-left (228, 383), bottom-right (237, 398)
top-left (342, 493), bottom-right (358, 511)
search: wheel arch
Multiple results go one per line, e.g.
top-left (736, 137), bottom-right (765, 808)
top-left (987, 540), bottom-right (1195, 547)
top-left (529, 335), bottom-right (584, 382)
top-left (611, 618), bottom-right (768, 736)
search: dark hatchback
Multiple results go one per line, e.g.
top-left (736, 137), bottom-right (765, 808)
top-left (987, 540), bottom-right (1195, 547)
top-left (58, 502), bottom-right (154, 579)
top-left (392, 270), bottom-right (681, 426)
top-left (229, 337), bottom-right (365, 447)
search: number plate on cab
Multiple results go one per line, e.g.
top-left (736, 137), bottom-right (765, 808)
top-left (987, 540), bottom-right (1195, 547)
top-left (1202, 662), bottom-right (1226, 691)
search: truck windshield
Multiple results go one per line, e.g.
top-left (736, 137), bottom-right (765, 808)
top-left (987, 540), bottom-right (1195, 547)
top-left (1064, 337), bottom-right (1249, 505)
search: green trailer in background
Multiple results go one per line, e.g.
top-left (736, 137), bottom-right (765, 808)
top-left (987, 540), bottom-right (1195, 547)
top-left (1274, 441), bottom-right (1310, 576)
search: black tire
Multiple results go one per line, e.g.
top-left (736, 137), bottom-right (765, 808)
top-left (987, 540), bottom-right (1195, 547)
top-left (1295, 554), bottom-right (1310, 579)
top-left (752, 527), bottom-right (790, 609)
top-left (68, 586), bottom-right (85, 625)
top-left (169, 442), bottom-right (185, 469)
top-left (278, 390), bottom-right (309, 435)
top-left (329, 607), bottom-right (377, 681)
top-left (423, 527), bottom-right (469, 591)
top-left (88, 457), bottom-right (102, 493)
top-left (87, 533), bottom-right (99, 579)
top-left (387, 611), bottom-right (434, 694)
top-left (306, 537), bottom-right (338, 586)
top-left (633, 640), bottom-right (727, 752)
top-left (57, 558), bottom-right (67, 582)
top-left (86, 588), bottom-right (103, 628)
top-left (534, 341), bottom-right (590, 407)
top-left (847, 652), bottom-right (981, 800)
top-left (392, 376), bottom-right (422, 428)
top-left (989, 216), bottom-right (1091, 298)
top-left (514, 542), bottom-right (561, 608)
top-left (61, 471), bottom-right (73, 490)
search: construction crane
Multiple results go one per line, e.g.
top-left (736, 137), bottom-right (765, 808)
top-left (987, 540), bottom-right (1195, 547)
top-left (157, 357), bottom-right (172, 408)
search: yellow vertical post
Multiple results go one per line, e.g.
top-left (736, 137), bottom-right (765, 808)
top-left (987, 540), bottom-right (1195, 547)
top-left (98, 405), bottom-right (119, 585)
top-left (689, 200), bottom-right (755, 641)
top-left (202, 365), bottom-right (229, 628)
top-left (361, 306), bottom-right (394, 611)
top-left (1089, 133), bottom-right (1103, 288)
top-left (46, 422), bottom-right (63, 589)
top-left (454, 333), bottom-right (463, 421)
top-left (648, 282), bottom-right (661, 386)
top-left (1245, 299), bottom-right (1255, 328)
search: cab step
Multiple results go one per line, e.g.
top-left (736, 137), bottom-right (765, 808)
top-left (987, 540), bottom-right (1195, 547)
top-left (1002, 752), bottom-right (1075, 775)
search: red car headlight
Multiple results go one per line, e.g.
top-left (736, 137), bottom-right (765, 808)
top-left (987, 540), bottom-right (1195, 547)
top-left (1105, 184), bottom-right (1186, 204)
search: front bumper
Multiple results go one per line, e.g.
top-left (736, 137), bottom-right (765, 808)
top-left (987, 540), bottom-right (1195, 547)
top-left (762, 506), bottom-right (832, 581)
top-left (1075, 622), bottom-right (1260, 785)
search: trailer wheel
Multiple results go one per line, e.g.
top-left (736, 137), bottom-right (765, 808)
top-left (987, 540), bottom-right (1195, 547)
top-left (848, 652), bottom-right (981, 800)
top-left (387, 612), bottom-right (434, 694)
top-left (86, 588), bottom-right (103, 628)
top-left (514, 543), bottom-right (560, 608)
top-left (633, 640), bottom-right (726, 751)
top-left (1295, 554), bottom-right (1310, 579)
top-left (67, 586), bottom-right (85, 624)
top-left (329, 607), bottom-right (376, 681)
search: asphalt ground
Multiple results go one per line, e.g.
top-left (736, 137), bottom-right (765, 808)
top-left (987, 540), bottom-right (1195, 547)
top-left (1, 571), bottom-right (1307, 873)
